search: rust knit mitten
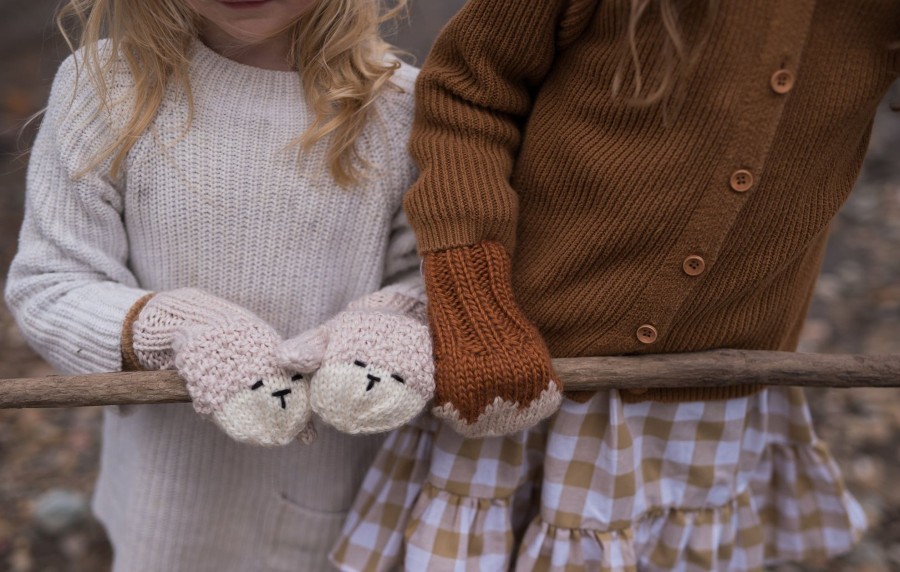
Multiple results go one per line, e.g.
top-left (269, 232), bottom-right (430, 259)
top-left (424, 241), bottom-right (563, 437)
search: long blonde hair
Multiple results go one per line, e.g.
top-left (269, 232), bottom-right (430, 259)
top-left (613, 0), bottom-right (719, 107)
top-left (56, 0), bottom-right (407, 186)
top-left (618, 1), bottom-right (900, 110)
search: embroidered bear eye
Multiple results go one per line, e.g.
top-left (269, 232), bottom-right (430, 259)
top-left (391, 374), bottom-right (405, 384)
top-left (354, 360), bottom-right (367, 368)
top-left (251, 380), bottom-right (264, 390)
top-left (291, 374), bottom-right (303, 382)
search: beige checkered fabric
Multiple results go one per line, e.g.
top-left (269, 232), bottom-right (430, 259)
top-left (330, 415), bottom-right (439, 572)
top-left (331, 388), bottom-right (865, 571)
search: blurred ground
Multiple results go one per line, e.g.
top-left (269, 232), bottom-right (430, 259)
top-left (1, 2), bottom-right (899, 571)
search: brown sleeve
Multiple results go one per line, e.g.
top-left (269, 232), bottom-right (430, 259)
top-left (403, 0), bottom-right (595, 254)
top-left (120, 292), bottom-right (156, 372)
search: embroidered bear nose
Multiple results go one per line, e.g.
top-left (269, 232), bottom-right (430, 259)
top-left (271, 388), bottom-right (292, 409)
top-left (365, 374), bottom-right (381, 392)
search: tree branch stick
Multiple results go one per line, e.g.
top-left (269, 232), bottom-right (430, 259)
top-left (0, 350), bottom-right (898, 409)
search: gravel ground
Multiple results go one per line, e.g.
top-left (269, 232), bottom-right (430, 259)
top-left (1, 3), bottom-right (899, 571)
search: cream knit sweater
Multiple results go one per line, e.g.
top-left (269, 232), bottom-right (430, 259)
top-left (5, 40), bottom-right (419, 571)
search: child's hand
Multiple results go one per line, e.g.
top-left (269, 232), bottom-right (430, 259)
top-left (278, 285), bottom-right (434, 435)
top-left (130, 289), bottom-right (313, 446)
top-left (423, 241), bottom-right (563, 438)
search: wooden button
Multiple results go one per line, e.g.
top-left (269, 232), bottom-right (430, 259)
top-left (683, 255), bottom-right (706, 276)
top-left (730, 169), bottom-right (754, 192)
top-left (637, 324), bottom-right (658, 344)
top-left (770, 69), bottom-right (795, 94)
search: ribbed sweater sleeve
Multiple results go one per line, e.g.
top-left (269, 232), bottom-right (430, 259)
top-left (4, 53), bottom-right (150, 374)
top-left (381, 64), bottom-right (422, 286)
top-left (403, 0), bottom-right (579, 254)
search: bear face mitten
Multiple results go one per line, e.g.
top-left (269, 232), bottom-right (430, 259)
top-left (125, 288), bottom-right (313, 446)
top-left (278, 281), bottom-right (434, 435)
top-left (423, 241), bottom-right (563, 438)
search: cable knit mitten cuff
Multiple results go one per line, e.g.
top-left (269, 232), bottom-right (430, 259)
top-left (121, 293), bottom-right (156, 371)
top-left (278, 282), bottom-right (434, 435)
top-left (424, 241), bottom-right (562, 437)
top-left (132, 289), bottom-right (313, 446)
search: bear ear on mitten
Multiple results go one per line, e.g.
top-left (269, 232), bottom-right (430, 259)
top-left (277, 326), bottom-right (329, 374)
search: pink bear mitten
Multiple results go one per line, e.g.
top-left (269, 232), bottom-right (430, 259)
top-left (277, 282), bottom-right (434, 435)
top-left (130, 288), bottom-right (313, 446)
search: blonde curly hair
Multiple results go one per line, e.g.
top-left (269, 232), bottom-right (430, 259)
top-left (56, 0), bottom-right (407, 186)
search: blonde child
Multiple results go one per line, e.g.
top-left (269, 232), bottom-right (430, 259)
top-left (333, 0), bottom-right (899, 570)
top-left (4, 0), bottom-right (433, 569)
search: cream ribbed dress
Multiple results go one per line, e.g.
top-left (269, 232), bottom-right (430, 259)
top-left (5, 40), bottom-right (419, 571)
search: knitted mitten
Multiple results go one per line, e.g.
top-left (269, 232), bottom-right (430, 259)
top-left (128, 288), bottom-right (313, 446)
top-left (278, 282), bottom-right (434, 435)
top-left (424, 241), bottom-right (562, 437)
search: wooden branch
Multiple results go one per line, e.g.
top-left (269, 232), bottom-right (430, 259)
top-left (0, 350), bottom-right (898, 409)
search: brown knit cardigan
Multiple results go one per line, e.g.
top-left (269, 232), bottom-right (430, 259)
top-left (403, 0), bottom-right (900, 402)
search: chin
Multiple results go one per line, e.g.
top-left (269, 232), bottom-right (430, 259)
top-left (225, 25), bottom-right (286, 45)
top-left (190, 0), bottom-right (309, 47)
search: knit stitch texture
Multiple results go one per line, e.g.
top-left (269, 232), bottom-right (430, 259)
top-left (279, 279), bottom-right (433, 435)
top-left (4, 39), bottom-right (421, 571)
top-left (132, 288), bottom-right (313, 446)
top-left (403, 0), bottom-right (900, 403)
top-left (424, 241), bottom-right (562, 437)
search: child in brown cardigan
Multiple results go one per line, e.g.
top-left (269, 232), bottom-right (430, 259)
top-left (332, 0), bottom-right (899, 569)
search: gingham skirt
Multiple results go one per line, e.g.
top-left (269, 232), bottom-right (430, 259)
top-left (331, 388), bottom-right (866, 571)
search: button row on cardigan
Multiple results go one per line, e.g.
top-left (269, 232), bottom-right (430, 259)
top-left (637, 324), bottom-right (658, 344)
top-left (683, 255), bottom-right (706, 276)
top-left (730, 169), bottom-right (754, 193)
top-left (770, 69), bottom-right (795, 95)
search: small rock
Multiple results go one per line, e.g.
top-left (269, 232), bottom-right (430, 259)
top-left (59, 532), bottom-right (89, 560)
top-left (851, 457), bottom-right (885, 490)
top-left (836, 259), bottom-right (864, 287)
top-left (813, 275), bottom-right (842, 303)
top-left (32, 490), bottom-right (89, 535)
top-left (846, 394), bottom-right (876, 417)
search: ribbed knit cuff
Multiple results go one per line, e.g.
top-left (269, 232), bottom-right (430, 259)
top-left (403, 185), bottom-right (518, 255)
top-left (120, 293), bottom-right (156, 372)
top-left (425, 241), bottom-right (562, 436)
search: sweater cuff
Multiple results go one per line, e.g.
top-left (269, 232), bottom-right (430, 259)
top-left (403, 189), bottom-right (519, 255)
top-left (120, 292), bottom-right (156, 371)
